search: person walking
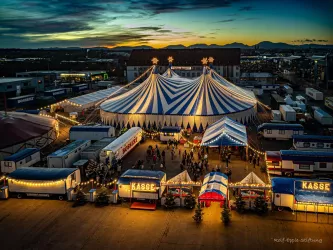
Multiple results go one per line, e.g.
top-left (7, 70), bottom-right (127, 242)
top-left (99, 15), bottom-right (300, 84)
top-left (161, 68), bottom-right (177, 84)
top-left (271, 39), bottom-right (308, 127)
top-left (252, 156), bottom-right (256, 168)
top-left (160, 162), bottom-right (164, 171)
top-left (180, 162), bottom-right (184, 171)
top-left (190, 150), bottom-right (194, 159)
top-left (171, 149), bottom-right (174, 160)
top-left (117, 164), bottom-right (122, 176)
top-left (153, 154), bottom-right (157, 164)
top-left (257, 155), bottom-right (260, 166)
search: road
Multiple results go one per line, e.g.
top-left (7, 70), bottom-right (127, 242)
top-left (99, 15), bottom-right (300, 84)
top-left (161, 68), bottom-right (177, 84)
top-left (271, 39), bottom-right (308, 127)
top-left (0, 199), bottom-right (332, 250)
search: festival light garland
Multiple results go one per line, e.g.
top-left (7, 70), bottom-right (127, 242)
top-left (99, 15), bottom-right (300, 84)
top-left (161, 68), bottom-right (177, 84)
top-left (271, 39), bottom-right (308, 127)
top-left (8, 178), bottom-right (65, 186)
top-left (55, 114), bottom-right (81, 125)
top-left (78, 179), bottom-right (117, 187)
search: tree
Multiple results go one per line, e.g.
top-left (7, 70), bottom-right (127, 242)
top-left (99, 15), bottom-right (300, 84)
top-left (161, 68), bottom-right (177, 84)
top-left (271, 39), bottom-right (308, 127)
top-left (192, 202), bottom-right (204, 224)
top-left (184, 194), bottom-right (196, 209)
top-left (235, 193), bottom-right (246, 213)
top-left (221, 203), bottom-right (231, 225)
top-left (72, 189), bottom-right (87, 207)
top-left (95, 187), bottom-right (109, 207)
top-left (164, 193), bottom-right (176, 209)
top-left (254, 195), bottom-right (268, 215)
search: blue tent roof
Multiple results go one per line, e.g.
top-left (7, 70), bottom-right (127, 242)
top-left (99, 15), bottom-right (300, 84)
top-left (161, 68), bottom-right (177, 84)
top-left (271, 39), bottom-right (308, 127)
top-left (8, 167), bottom-right (77, 181)
top-left (4, 148), bottom-right (40, 162)
top-left (70, 126), bottom-right (113, 132)
top-left (280, 150), bottom-right (333, 162)
top-left (120, 169), bottom-right (165, 180)
top-left (101, 66), bottom-right (256, 116)
top-left (293, 134), bottom-right (333, 143)
top-left (201, 117), bottom-right (247, 146)
top-left (271, 177), bottom-right (294, 194)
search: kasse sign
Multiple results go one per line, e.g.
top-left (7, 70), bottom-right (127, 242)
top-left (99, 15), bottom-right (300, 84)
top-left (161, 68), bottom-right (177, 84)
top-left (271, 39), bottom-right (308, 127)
top-left (301, 181), bottom-right (330, 192)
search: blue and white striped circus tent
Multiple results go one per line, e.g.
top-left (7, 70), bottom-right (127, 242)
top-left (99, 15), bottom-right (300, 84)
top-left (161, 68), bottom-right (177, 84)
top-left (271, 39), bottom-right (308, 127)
top-left (201, 117), bottom-right (248, 147)
top-left (100, 66), bottom-right (257, 129)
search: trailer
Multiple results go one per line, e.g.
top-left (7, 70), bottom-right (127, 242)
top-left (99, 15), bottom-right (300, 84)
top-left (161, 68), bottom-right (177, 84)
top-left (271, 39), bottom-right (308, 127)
top-left (160, 126), bottom-right (182, 142)
top-left (7, 167), bottom-right (80, 200)
top-left (257, 123), bottom-right (304, 140)
top-left (80, 137), bottom-right (116, 161)
top-left (270, 93), bottom-right (286, 110)
top-left (44, 88), bottom-right (67, 98)
top-left (280, 105), bottom-right (296, 122)
top-left (314, 108), bottom-right (333, 125)
top-left (261, 84), bottom-right (280, 91)
top-left (325, 97), bottom-right (333, 111)
top-left (69, 126), bottom-right (116, 141)
top-left (283, 85), bottom-right (293, 94)
top-left (306, 88), bottom-right (324, 101)
top-left (7, 94), bottom-right (36, 108)
top-left (271, 110), bottom-right (281, 121)
top-left (71, 84), bottom-right (88, 93)
top-left (47, 140), bottom-right (91, 168)
top-left (272, 177), bottom-right (333, 213)
top-left (296, 95), bottom-right (307, 104)
top-left (100, 127), bottom-right (142, 163)
top-left (265, 150), bottom-right (333, 177)
top-left (1, 148), bottom-right (40, 174)
top-left (293, 135), bottom-right (333, 151)
top-left (117, 169), bottom-right (166, 200)
top-left (294, 101), bottom-right (306, 112)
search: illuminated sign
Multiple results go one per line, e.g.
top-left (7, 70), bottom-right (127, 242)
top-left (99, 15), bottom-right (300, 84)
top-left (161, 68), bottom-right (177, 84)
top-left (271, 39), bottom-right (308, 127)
top-left (122, 136), bottom-right (138, 154)
top-left (131, 182), bottom-right (156, 192)
top-left (171, 66), bottom-right (192, 70)
top-left (301, 181), bottom-right (330, 192)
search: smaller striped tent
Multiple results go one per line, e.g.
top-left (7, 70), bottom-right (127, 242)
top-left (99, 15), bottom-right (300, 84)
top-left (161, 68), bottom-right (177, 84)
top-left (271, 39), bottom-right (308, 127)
top-left (199, 172), bottom-right (228, 202)
top-left (201, 117), bottom-right (247, 147)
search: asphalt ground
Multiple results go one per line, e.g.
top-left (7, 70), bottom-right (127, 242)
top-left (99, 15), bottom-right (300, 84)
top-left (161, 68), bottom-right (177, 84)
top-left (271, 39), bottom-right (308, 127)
top-left (0, 199), bottom-right (332, 250)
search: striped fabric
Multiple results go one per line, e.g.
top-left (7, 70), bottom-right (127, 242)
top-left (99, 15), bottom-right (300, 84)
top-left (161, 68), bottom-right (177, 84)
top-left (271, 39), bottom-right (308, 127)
top-left (101, 66), bottom-right (256, 116)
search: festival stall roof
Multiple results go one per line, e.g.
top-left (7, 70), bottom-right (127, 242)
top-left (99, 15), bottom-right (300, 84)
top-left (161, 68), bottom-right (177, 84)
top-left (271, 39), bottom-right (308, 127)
top-left (229, 172), bottom-right (271, 189)
top-left (101, 66), bottom-right (256, 116)
top-left (271, 177), bottom-right (294, 195)
top-left (65, 86), bottom-right (126, 108)
top-left (161, 170), bottom-right (201, 186)
top-left (8, 167), bottom-right (77, 181)
top-left (199, 172), bottom-right (228, 202)
top-left (201, 117), bottom-right (247, 147)
top-left (117, 169), bottom-right (166, 185)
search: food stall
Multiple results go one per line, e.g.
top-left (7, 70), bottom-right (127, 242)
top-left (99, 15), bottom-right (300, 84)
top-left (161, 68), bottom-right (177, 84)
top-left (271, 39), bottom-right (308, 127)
top-left (117, 170), bottom-right (166, 204)
top-left (272, 177), bottom-right (333, 213)
top-left (229, 172), bottom-right (271, 210)
top-left (159, 126), bottom-right (182, 142)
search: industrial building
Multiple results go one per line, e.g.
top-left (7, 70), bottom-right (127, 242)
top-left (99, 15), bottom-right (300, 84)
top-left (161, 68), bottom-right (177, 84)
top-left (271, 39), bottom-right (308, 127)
top-left (60, 71), bottom-right (108, 83)
top-left (0, 77), bottom-right (44, 97)
top-left (16, 71), bottom-right (67, 87)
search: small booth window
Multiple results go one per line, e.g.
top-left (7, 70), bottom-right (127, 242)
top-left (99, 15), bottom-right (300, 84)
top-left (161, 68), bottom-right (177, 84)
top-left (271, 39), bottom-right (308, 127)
top-left (279, 130), bottom-right (285, 134)
top-left (299, 164), bottom-right (310, 170)
top-left (317, 142), bottom-right (324, 148)
top-left (303, 142), bottom-right (310, 148)
top-left (25, 156), bottom-right (32, 163)
top-left (293, 130), bottom-right (299, 135)
top-left (266, 129), bottom-right (272, 134)
top-left (319, 162), bottom-right (327, 169)
top-left (272, 161), bottom-right (279, 166)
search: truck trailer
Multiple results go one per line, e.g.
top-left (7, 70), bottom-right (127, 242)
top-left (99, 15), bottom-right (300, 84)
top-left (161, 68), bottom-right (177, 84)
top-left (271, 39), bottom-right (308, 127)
top-left (279, 105), bottom-right (297, 122)
top-left (100, 127), bottom-right (142, 163)
top-left (1, 148), bottom-right (41, 174)
top-left (7, 167), bottom-right (80, 200)
top-left (69, 126), bottom-right (116, 141)
top-left (47, 140), bottom-right (91, 168)
top-left (80, 137), bottom-right (116, 161)
top-left (314, 109), bottom-right (333, 125)
top-left (306, 88), bottom-right (324, 101)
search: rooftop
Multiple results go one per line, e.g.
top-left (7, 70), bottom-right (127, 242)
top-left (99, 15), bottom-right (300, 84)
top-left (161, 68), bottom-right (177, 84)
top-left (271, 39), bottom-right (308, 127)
top-left (48, 140), bottom-right (90, 157)
top-left (0, 78), bottom-right (33, 84)
top-left (8, 167), bottom-right (77, 181)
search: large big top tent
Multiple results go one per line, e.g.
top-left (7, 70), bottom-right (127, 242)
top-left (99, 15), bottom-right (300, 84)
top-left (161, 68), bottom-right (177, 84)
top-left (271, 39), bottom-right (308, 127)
top-left (201, 117), bottom-right (248, 147)
top-left (100, 65), bottom-right (257, 129)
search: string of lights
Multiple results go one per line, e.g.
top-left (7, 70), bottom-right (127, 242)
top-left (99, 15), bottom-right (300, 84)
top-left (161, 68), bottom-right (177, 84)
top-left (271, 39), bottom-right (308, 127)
top-left (143, 130), bottom-right (160, 136)
top-left (78, 179), bottom-right (117, 187)
top-left (55, 114), bottom-right (81, 125)
top-left (7, 178), bottom-right (65, 186)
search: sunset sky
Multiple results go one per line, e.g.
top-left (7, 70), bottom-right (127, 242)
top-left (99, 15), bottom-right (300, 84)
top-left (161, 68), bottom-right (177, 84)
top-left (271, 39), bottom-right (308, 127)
top-left (0, 0), bottom-right (332, 48)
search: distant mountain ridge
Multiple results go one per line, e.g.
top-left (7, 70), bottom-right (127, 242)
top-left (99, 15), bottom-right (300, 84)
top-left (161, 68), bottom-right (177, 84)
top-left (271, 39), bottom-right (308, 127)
top-left (110, 41), bottom-right (333, 51)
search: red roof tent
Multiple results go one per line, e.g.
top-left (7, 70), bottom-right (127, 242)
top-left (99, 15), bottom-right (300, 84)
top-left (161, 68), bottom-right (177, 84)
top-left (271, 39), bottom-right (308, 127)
top-left (265, 151), bottom-right (281, 162)
top-left (198, 192), bottom-right (226, 202)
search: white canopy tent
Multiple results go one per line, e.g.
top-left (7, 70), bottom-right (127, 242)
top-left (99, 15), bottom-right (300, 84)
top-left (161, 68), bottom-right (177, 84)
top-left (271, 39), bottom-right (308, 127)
top-left (62, 86), bottom-right (127, 113)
